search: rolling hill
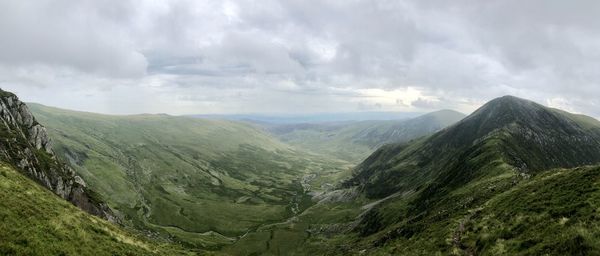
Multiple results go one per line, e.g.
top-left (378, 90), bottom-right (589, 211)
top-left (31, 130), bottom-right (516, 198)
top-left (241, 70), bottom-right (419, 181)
top-left (265, 110), bottom-right (465, 162)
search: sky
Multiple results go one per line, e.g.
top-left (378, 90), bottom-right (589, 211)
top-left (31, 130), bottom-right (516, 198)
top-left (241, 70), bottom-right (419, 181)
top-left (1, 0), bottom-right (600, 117)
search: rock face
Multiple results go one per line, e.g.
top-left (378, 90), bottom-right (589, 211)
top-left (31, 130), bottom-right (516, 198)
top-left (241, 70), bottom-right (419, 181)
top-left (0, 89), bottom-right (115, 222)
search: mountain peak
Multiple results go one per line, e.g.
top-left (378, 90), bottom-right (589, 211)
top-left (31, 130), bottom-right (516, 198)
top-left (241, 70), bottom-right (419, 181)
top-left (473, 95), bottom-right (540, 116)
top-left (494, 94), bottom-right (529, 102)
top-left (452, 95), bottom-right (552, 140)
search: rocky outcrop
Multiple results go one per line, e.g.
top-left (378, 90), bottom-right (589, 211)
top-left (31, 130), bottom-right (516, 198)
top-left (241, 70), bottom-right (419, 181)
top-left (0, 89), bottom-right (116, 222)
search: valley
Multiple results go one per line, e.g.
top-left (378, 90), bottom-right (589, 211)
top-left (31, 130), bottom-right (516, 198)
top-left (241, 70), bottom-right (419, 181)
top-left (26, 101), bottom-right (462, 254)
top-left (28, 103), bottom-right (357, 249)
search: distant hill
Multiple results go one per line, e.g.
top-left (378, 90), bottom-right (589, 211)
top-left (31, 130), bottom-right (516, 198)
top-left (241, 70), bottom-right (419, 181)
top-left (189, 111), bottom-right (422, 124)
top-left (265, 110), bottom-right (465, 162)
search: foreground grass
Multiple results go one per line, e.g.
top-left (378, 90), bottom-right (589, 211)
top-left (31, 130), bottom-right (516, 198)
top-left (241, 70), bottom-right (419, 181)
top-left (339, 165), bottom-right (600, 256)
top-left (0, 163), bottom-right (195, 256)
top-left (460, 166), bottom-right (600, 255)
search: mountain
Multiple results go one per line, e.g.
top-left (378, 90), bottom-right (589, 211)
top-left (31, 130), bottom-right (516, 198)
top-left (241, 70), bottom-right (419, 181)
top-left (0, 89), bottom-right (113, 220)
top-left (349, 95), bottom-right (600, 198)
top-left (330, 95), bottom-right (600, 254)
top-left (265, 110), bottom-right (465, 162)
top-left (29, 103), bottom-right (351, 249)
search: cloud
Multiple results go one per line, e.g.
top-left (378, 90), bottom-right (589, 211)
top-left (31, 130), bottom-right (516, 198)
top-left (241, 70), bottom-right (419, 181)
top-left (411, 97), bottom-right (440, 109)
top-left (0, 1), bottom-right (147, 78)
top-left (3, 0), bottom-right (600, 117)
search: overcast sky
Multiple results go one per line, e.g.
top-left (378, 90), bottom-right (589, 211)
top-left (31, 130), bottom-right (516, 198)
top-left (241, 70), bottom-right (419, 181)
top-left (1, 0), bottom-right (600, 116)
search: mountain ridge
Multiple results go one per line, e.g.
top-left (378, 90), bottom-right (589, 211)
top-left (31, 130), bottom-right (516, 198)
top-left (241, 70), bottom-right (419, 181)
top-left (348, 95), bottom-right (600, 198)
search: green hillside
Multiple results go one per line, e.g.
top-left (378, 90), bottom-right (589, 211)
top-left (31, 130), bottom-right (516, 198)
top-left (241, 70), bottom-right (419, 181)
top-left (28, 103), bottom-right (352, 249)
top-left (266, 110), bottom-right (465, 162)
top-left (349, 96), bottom-right (600, 198)
top-left (458, 165), bottom-right (600, 255)
top-left (0, 162), bottom-right (193, 255)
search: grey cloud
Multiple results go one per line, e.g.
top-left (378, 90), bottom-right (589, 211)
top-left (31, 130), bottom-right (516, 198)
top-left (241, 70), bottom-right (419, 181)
top-left (3, 0), bottom-right (600, 117)
top-left (411, 97), bottom-right (438, 109)
top-left (0, 1), bottom-right (147, 78)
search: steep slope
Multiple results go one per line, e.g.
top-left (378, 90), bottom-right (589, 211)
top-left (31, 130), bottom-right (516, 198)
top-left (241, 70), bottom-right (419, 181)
top-left (267, 110), bottom-right (465, 162)
top-left (0, 89), bottom-right (113, 220)
top-left (29, 103), bottom-right (351, 249)
top-left (328, 95), bottom-right (600, 254)
top-left (0, 162), bottom-right (194, 255)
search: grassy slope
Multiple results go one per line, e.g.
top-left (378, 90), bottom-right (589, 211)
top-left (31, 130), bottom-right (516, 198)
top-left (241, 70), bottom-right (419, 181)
top-left (28, 103), bottom-right (352, 249)
top-left (221, 192), bottom-right (372, 256)
top-left (268, 110), bottom-right (465, 162)
top-left (460, 166), bottom-right (600, 255)
top-left (362, 165), bottom-right (600, 256)
top-left (0, 163), bottom-right (193, 256)
top-left (306, 152), bottom-right (600, 255)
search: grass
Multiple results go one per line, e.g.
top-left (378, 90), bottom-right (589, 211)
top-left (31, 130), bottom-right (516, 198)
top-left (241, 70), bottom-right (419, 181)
top-left (0, 163), bottom-right (195, 256)
top-left (315, 164), bottom-right (600, 255)
top-left (461, 166), bottom-right (600, 255)
top-left (221, 199), bottom-right (366, 255)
